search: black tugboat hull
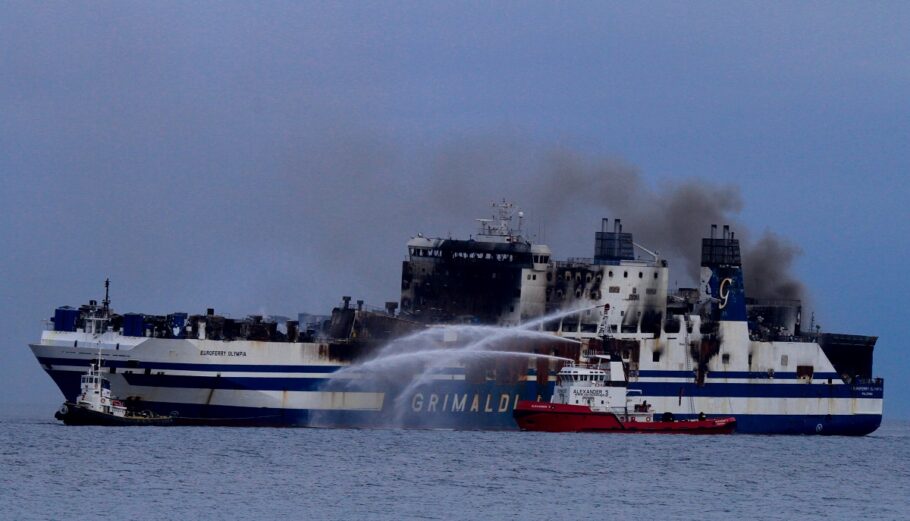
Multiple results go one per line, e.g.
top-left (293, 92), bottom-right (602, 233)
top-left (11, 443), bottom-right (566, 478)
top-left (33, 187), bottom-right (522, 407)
top-left (54, 402), bottom-right (175, 426)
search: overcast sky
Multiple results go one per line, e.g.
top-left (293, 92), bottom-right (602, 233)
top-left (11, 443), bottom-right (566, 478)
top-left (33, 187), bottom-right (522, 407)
top-left (2, 2), bottom-right (908, 417)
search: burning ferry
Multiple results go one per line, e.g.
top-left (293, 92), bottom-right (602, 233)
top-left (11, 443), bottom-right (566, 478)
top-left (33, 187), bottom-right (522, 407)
top-left (30, 202), bottom-right (884, 434)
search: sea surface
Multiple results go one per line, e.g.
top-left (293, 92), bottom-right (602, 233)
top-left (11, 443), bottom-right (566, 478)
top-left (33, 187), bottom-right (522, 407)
top-left (1, 404), bottom-right (907, 521)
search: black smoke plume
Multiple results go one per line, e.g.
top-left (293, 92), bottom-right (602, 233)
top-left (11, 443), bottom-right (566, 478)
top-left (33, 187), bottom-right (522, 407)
top-left (423, 144), bottom-right (807, 302)
top-left (271, 136), bottom-right (806, 308)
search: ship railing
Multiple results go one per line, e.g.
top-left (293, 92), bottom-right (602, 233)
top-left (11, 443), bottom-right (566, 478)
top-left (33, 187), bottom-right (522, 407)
top-left (354, 302), bottom-right (390, 314)
top-left (561, 257), bottom-right (594, 265)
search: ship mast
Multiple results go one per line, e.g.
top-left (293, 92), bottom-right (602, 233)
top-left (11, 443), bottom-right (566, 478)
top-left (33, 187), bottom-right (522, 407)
top-left (102, 278), bottom-right (111, 318)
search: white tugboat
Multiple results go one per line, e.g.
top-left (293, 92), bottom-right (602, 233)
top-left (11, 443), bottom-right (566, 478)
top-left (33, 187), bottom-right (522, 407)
top-left (513, 356), bottom-right (736, 433)
top-left (55, 352), bottom-right (174, 426)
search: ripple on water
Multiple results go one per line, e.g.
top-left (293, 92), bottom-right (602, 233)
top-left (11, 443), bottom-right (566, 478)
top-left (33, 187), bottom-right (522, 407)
top-left (0, 412), bottom-right (908, 521)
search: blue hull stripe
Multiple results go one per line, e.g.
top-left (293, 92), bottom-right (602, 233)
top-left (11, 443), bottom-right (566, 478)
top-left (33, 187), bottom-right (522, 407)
top-left (46, 368), bottom-right (882, 399)
top-left (38, 356), bottom-right (341, 374)
top-left (39, 356), bottom-right (843, 382)
top-left (639, 369), bottom-right (841, 380)
top-left (629, 382), bottom-right (884, 399)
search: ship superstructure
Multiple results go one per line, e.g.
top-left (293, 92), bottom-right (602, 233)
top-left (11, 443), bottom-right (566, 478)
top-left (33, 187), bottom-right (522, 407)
top-left (29, 202), bottom-right (884, 434)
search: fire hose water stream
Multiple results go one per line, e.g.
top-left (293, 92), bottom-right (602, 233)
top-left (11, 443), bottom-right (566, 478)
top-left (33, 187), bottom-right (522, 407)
top-left (314, 305), bottom-right (598, 428)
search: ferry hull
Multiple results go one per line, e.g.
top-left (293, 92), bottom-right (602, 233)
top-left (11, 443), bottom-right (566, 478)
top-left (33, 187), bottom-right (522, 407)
top-left (33, 343), bottom-right (883, 435)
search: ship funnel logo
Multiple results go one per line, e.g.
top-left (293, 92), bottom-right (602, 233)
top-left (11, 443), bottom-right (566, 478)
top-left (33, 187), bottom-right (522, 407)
top-left (718, 278), bottom-right (733, 309)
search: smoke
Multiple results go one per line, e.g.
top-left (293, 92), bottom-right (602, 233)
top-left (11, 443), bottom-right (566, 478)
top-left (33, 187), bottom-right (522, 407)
top-left (527, 150), bottom-right (745, 281)
top-left (741, 232), bottom-right (805, 300)
top-left (423, 143), bottom-right (807, 302)
top-left (265, 135), bottom-right (806, 308)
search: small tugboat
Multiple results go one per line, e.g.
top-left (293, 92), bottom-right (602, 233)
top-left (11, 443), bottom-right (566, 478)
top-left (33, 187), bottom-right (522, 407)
top-left (513, 356), bottom-right (736, 434)
top-left (54, 353), bottom-right (174, 426)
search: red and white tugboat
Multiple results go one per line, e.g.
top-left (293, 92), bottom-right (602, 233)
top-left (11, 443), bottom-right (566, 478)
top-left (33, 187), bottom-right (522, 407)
top-left (513, 356), bottom-right (736, 434)
top-left (54, 353), bottom-right (174, 426)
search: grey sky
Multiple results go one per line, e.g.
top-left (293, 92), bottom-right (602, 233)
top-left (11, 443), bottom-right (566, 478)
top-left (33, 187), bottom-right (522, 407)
top-left (2, 2), bottom-right (908, 416)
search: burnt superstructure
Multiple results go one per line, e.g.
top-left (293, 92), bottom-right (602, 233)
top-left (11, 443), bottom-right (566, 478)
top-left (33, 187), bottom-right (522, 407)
top-left (401, 201), bottom-right (549, 325)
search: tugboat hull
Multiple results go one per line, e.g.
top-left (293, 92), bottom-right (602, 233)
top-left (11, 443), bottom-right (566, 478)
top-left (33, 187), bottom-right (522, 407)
top-left (54, 402), bottom-right (174, 427)
top-left (513, 401), bottom-right (736, 434)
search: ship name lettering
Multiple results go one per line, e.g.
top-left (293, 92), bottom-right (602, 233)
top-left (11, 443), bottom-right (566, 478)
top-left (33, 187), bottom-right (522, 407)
top-left (573, 389), bottom-right (606, 397)
top-left (411, 392), bottom-right (515, 413)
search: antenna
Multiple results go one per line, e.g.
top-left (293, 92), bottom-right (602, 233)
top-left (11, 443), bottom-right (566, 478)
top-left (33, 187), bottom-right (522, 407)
top-left (102, 278), bottom-right (111, 316)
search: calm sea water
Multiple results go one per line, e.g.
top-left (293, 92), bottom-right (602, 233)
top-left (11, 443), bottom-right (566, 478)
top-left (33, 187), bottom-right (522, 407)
top-left (1, 404), bottom-right (907, 521)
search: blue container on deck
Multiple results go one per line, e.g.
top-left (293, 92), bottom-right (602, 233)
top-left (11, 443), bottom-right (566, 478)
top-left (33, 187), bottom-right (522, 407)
top-left (168, 313), bottom-right (188, 338)
top-left (53, 307), bottom-right (79, 332)
top-left (123, 313), bottom-right (145, 337)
